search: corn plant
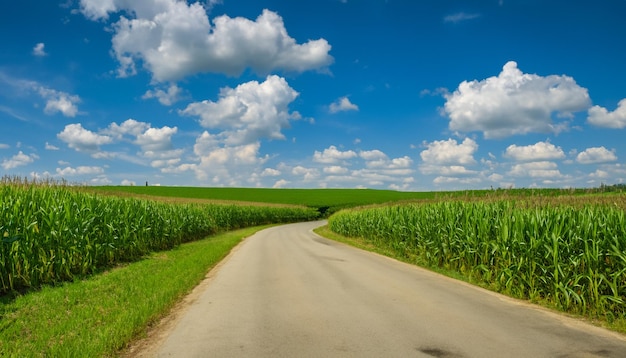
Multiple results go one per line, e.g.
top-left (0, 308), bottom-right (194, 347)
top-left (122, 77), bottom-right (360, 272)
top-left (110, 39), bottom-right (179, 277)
top-left (328, 199), bottom-right (626, 318)
top-left (0, 183), bottom-right (318, 293)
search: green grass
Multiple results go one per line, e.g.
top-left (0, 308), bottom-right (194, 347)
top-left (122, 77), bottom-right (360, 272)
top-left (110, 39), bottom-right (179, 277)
top-left (0, 225), bottom-right (269, 357)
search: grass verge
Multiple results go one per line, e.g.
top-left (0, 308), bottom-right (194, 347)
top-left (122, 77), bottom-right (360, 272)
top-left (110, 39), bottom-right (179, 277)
top-left (0, 225), bottom-right (271, 357)
top-left (314, 225), bottom-right (626, 335)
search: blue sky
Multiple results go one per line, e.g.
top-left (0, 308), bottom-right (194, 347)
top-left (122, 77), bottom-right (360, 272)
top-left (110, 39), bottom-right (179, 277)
top-left (1, 0), bottom-right (625, 190)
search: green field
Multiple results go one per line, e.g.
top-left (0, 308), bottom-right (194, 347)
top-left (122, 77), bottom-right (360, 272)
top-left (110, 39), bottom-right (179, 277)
top-left (92, 186), bottom-right (437, 214)
top-left (92, 185), bottom-right (623, 216)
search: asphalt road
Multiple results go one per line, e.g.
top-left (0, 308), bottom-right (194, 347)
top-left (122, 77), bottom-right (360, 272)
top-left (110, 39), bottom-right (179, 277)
top-left (146, 221), bottom-right (626, 357)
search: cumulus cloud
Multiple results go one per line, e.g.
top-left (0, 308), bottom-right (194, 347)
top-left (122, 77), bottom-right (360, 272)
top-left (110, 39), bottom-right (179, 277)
top-left (504, 141), bottom-right (565, 161)
top-left (589, 170), bottom-right (610, 179)
top-left (443, 61), bottom-right (590, 138)
top-left (1, 151), bottom-right (39, 170)
top-left (419, 138), bottom-right (479, 181)
top-left (587, 98), bottom-right (626, 128)
top-left (162, 131), bottom-right (271, 186)
top-left (104, 118), bottom-right (151, 139)
top-left (576, 147), bottom-right (617, 164)
top-left (292, 166), bottom-right (320, 180)
top-left (313, 145), bottom-right (357, 164)
top-left (323, 165), bottom-right (349, 174)
top-left (56, 166), bottom-right (105, 176)
top-left (135, 126), bottom-right (177, 152)
top-left (142, 84), bottom-right (183, 106)
top-left (37, 87), bottom-right (81, 117)
top-left (509, 161), bottom-right (562, 178)
top-left (273, 179), bottom-right (289, 188)
top-left (32, 43), bottom-right (47, 56)
top-left (79, 1), bottom-right (333, 81)
top-left (304, 146), bottom-right (415, 189)
top-left (0, 143), bottom-right (10, 149)
top-left (45, 142), bottom-right (60, 150)
top-left (420, 138), bottom-right (478, 165)
top-left (329, 96), bottom-right (359, 113)
top-left (57, 123), bottom-right (113, 152)
top-left (181, 75), bottom-right (299, 145)
top-left (359, 149), bottom-right (413, 170)
top-left (261, 168), bottom-right (281, 176)
top-left (359, 149), bottom-right (387, 161)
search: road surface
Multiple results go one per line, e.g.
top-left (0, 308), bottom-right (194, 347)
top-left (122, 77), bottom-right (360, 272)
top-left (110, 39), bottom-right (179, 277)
top-left (142, 221), bottom-right (626, 357)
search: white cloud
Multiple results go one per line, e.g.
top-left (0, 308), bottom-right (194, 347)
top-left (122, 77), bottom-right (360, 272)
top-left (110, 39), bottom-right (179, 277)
top-left (504, 141), bottom-right (565, 161)
top-left (79, 1), bottom-right (333, 81)
top-left (360, 149), bottom-right (387, 161)
top-left (173, 132), bottom-right (270, 185)
top-left (587, 98), bottom-right (626, 128)
top-left (121, 179), bottom-right (137, 186)
top-left (32, 43), bottom-right (47, 57)
top-left (0, 73), bottom-right (80, 117)
top-left (104, 118), bottom-right (151, 139)
top-left (273, 179), bottom-right (289, 188)
top-left (181, 75), bottom-right (299, 146)
top-left (419, 138), bottom-right (479, 179)
top-left (589, 170), bottom-right (610, 179)
top-left (323, 165), bottom-right (349, 174)
top-left (79, 0), bottom-right (117, 20)
top-left (509, 161), bottom-right (562, 178)
top-left (142, 84), bottom-right (183, 106)
top-left (292, 166), bottom-right (319, 180)
top-left (290, 146), bottom-right (416, 189)
top-left (135, 126), bottom-right (177, 152)
top-left (89, 175), bottom-right (112, 185)
top-left (101, 119), bottom-right (181, 166)
top-left (443, 61), bottom-right (591, 138)
top-left (57, 123), bottom-right (113, 152)
top-left (361, 151), bottom-right (413, 170)
top-left (389, 156), bottom-right (413, 169)
top-left (1, 151), bottom-right (39, 170)
top-left (420, 138), bottom-right (478, 165)
top-left (45, 142), bottom-right (60, 150)
top-left (576, 147), bottom-right (617, 164)
top-left (444, 12), bottom-right (480, 23)
top-left (261, 168), bottom-right (281, 177)
top-left (56, 166), bottom-right (105, 176)
top-left (0, 143), bottom-right (9, 149)
top-left (313, 145), bottom-right (357, 164)
top-left (37, 87), bottom-right (81, 117)
top-left (329, 96), bottom-right (359, 113)
top-left (360, 149), bottom-right (389, 168)
top-left (150, 158), bottom-right (181, 168)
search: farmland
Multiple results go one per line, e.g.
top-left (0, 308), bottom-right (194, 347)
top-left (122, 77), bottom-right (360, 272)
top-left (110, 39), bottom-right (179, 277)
top-left (2, 179), bottom-right (626, 355)
top-left (0, 181), bottom-right (318, 294)
top-left (91, 185), bottom-right (437, 215)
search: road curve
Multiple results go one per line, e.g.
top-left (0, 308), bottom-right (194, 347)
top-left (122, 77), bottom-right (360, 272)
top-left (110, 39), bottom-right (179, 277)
top-left (147, 221), bottom-right (626, 357)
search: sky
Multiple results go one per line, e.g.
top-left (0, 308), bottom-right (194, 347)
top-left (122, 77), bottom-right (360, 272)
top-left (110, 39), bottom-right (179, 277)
top-left (1, 0), bottom-right (625, 191)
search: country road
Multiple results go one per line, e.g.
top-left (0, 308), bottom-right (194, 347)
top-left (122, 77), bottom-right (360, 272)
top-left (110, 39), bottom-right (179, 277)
top-left (138, 221), bottom-right (626, 357)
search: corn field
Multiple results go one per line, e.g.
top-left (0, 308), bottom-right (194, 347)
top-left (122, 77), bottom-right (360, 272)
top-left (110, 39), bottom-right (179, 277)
top-left (0, 182), bottom-right (318, 293)
top-left (328, 200), bottom-right (626, 318)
